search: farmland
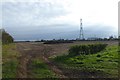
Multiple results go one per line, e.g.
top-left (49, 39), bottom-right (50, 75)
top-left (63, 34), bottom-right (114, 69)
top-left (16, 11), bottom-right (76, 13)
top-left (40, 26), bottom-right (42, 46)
top-left (2, 40), bottom-right (119, 79)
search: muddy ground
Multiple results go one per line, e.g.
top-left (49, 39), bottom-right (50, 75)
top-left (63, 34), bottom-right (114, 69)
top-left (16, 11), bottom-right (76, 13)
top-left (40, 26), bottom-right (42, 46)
top-left (16, 41), bottom-right (118, 78)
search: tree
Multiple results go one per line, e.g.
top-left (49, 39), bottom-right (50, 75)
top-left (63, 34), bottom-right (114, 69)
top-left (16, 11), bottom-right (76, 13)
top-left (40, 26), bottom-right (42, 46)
top-left (1, 29), bottom-right (14, 44)
top-left (109, 36), bottom-right (114, 40)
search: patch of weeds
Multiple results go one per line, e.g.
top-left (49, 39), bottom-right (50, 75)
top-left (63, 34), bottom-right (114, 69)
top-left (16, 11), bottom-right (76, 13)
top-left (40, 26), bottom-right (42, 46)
top-left (2, 59), bottom-right (19, 78)
top-left (53, 45), bottom-right (118, 78)
top-left (2, 43), bottom-right (20, 78)
top-left (75, 62), bottom-right (84, 64)
top-left (108, 60), bottom-right (113, 62)
top-left (28, 58), bottom-right (58, 78)
top-left (96, 54), bottom-right (101, 57)
top-left (96, 59), bottom-right (104, 62)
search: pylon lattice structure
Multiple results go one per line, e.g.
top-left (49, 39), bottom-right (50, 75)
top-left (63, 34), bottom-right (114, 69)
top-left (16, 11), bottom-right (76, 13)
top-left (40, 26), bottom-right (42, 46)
top-left (79, 19), bottom-right (84, 40)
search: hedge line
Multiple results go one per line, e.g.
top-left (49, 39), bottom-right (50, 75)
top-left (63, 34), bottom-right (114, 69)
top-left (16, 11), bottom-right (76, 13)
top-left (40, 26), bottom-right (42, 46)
top-left (44, 40), bottom-right (73, 44)
top-left (69, 44), bottom-right (107, 56)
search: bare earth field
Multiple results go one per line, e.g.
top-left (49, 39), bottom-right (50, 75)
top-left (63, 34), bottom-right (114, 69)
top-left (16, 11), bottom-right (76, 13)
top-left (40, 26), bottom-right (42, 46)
top-left (16, 41), bottom-right (118, 78)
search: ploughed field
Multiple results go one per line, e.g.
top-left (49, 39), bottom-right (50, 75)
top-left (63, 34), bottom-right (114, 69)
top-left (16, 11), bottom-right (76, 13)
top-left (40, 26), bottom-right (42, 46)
top-left (2, 41), bottom-right (119, 78)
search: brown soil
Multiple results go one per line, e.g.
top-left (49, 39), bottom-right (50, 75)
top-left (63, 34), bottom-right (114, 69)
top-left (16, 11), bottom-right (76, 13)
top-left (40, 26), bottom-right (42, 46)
top-left (16, 42), bottom-right (68, 78)
top-left (16, 41), bottom-right (118, 78)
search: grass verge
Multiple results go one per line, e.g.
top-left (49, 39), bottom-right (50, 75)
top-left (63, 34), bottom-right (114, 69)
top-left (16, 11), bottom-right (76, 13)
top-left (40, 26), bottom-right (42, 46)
top-left (52, 45), bottom-right (118, 78)
top-left (2, 43), bottom-right (20, 78)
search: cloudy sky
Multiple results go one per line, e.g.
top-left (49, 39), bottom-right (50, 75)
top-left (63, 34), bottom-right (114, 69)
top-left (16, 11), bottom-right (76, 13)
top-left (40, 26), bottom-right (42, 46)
top-left (1, 0), bottom-right (119, 40)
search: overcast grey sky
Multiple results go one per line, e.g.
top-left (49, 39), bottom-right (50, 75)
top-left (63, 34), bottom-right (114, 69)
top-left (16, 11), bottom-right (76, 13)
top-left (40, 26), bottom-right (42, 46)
top-left (1, 0), bottom-right (119, 40)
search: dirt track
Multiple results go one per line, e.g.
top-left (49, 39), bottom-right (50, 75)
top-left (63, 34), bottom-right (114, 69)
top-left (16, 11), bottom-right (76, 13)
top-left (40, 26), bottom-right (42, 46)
top-left (16, 42), bottom-right (68, 78)
top-left (16, 41), bottom-right (118, 78)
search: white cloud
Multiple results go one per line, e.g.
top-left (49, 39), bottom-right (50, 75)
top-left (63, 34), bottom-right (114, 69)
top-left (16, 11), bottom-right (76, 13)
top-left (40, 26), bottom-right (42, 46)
top-left (2, 1), bottom-right (68, 27)
top-left (2, 0), bottom-right (119, 27)
top-left (1, 0), bottom-right (119, 40)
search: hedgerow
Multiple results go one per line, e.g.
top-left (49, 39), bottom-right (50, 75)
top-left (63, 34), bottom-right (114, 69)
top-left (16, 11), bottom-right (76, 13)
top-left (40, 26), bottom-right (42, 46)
top-left (69, 44), bottom-right (107, 56)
